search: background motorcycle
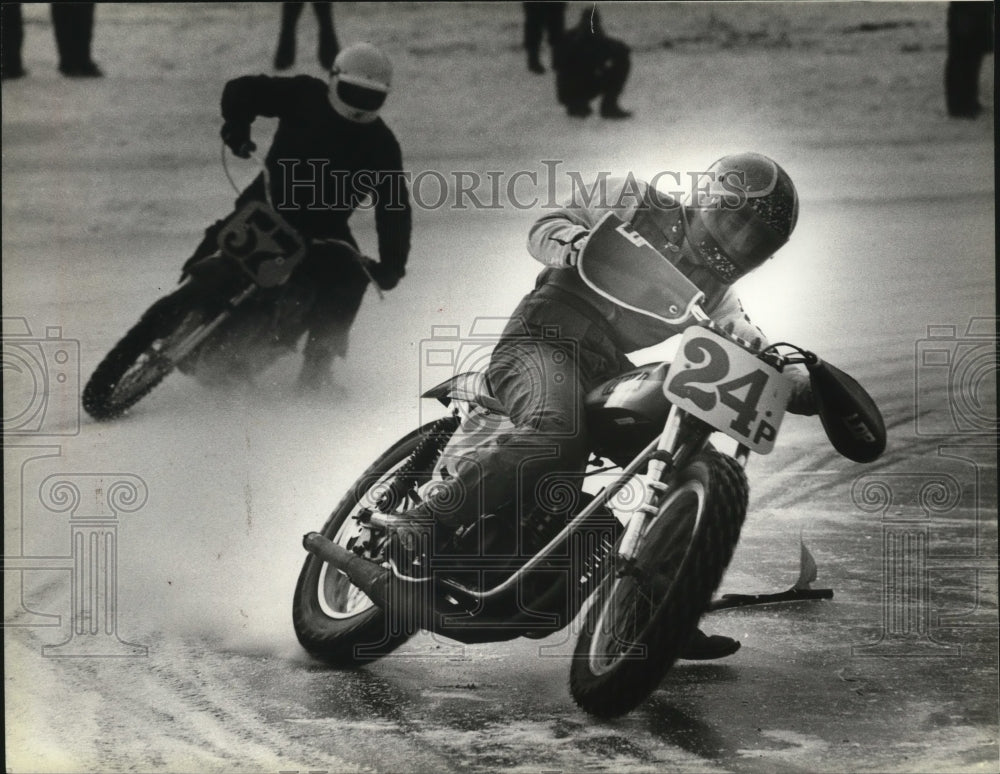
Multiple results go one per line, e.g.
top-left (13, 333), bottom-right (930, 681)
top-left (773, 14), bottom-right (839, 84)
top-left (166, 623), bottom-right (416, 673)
top-left (82, 169), bottom-right (378, 421)
top-left (294, 213), bottom-right (886, 717)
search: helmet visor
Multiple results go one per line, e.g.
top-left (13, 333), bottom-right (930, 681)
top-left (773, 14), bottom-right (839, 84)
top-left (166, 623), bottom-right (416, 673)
top-left (336, 81), bottom-right (387, 112)
top-left (684, 205), bottom-right (787, 283)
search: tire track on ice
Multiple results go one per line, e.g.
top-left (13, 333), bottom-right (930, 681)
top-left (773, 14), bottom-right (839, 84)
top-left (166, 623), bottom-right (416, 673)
top-left (7, 621), bottom-right (361, 773)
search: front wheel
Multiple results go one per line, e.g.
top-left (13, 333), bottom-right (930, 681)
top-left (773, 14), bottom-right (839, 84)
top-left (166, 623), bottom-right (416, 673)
top-left (82, 287), bottom-right (208, 420)
top-left (570, 448), bottom-right (749, 718)
top-left (292, 417), bottom-right (459, 666)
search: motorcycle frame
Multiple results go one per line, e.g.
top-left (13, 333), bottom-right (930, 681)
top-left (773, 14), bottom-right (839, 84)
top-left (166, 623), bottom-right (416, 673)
top-left (164, 282), bottom-right (256, 365)
top-left (161, 235), bottom-right (368, 368)
top-left (427, 401), bottom-right (729, 604)
top-left (414, 305), bottom-right (764, 602)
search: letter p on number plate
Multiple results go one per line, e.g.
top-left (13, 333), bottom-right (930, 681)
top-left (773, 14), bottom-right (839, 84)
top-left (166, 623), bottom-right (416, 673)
top-left (664, 326), bottom-right (792, 453)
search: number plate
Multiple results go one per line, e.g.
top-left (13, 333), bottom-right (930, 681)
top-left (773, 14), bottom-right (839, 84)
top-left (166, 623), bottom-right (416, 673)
top-left (217, 201), bottom-right (306, 288)
top-left (664, 325), bottom-right (791, 454)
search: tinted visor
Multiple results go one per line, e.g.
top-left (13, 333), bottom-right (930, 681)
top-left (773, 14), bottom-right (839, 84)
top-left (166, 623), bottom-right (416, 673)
top-left (684, 205), bottom-right (787, 283)
top-left (336, 81), bottom-right (387, 111)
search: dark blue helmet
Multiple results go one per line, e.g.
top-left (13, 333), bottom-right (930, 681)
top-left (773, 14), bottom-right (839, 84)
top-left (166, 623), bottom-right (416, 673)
top-left (683, 152), bottom-right (799, 283)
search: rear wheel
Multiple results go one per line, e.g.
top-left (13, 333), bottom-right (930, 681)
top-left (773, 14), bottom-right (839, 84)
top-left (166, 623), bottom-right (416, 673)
top-left (293, 417), bottom-right (459, 666)
top-left (570, 449), bottom-right (748, 717)
top-left (82, 289), bottom-right (208, 420)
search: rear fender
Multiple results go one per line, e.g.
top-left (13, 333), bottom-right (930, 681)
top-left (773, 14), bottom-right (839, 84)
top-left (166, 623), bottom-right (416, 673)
top-left (421, 371), bottom-right (506, 414)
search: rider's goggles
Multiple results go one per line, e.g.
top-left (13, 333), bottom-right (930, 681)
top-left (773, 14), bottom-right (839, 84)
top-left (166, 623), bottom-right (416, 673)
top-left (336, 80), bottom-right (388, 112)
top-left (683, 204), bottom-right (786, 284)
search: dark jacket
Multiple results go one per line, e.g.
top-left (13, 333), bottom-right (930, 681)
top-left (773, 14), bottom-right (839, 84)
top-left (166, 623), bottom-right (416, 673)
top-left (221, 74), bottom-right (411, 276)
top-left (554, 9), bottom-right (630, 105)
top-left (524, 178), bottom-right (756, 354)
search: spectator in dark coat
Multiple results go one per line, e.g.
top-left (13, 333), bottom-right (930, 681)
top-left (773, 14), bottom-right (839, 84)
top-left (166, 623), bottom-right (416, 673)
top-left (1, 3), bottom-right (102, 79)
top-left (554, 9), bottom-right (632, 119)
top-left (1, 2), bottom-right (26, 80)
top-left (51, 2), bottom-right (101, 77)
top-left (522, 1), bottom-right (566, 74)
top-left (945, 1), bottom-right (994, 118)
top-left (274, 2), bottom-right (340, 71)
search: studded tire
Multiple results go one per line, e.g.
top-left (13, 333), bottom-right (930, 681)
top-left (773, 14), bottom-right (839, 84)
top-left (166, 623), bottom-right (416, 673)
top-left (569, 449), bottom-right (749, 718)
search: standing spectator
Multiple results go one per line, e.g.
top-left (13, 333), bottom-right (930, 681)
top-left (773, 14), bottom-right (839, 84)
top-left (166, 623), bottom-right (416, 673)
top-left (51, 2), bottom-right (102, 77)
top-left (554, 8), bottom-right (632, 119)
top-left (274, 2), bottom-right (340, 72)
top-left (522, 1), bottom-right (566, 74)
top-left (1, 2), bottom-right (102, 80)
top-left (944, 1), bottom-right (994, 118)
top-left (1, 2), bottom-right (26, 80)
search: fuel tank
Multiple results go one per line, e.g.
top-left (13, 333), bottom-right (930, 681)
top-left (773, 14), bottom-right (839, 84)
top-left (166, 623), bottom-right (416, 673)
top-left (584, 362), bottom-right (672, 463)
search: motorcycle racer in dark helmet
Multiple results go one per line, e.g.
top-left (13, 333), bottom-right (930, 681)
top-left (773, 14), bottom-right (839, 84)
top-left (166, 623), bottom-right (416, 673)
top-left (381, 153), bottom-right (815, 660)
top-left (682, 152), bottom-right (800, 284)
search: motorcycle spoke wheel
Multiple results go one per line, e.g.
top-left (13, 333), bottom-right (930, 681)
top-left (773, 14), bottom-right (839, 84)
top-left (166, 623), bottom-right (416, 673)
top-left (83, 298), bottom-right (204, 420)
top-left (570, 449), bottom-right (748, 718)
top-left (293, 418), bottom-right (458, 666)
top-left (314, 463), bottom-right (424, 620)
top-left (587, 480), bottom-right (703, 676)
top-left (107, 348), bottom-right (172, 406)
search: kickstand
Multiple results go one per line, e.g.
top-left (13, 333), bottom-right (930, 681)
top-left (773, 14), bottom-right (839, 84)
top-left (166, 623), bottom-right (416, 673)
top-left (708, 537), bottom-right (834, 611)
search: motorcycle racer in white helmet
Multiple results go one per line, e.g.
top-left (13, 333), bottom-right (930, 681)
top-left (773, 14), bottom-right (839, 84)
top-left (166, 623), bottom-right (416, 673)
top-left (179, 41), bottom-right (410, 391)
top-left (328, 42), bottom-right (392, 124)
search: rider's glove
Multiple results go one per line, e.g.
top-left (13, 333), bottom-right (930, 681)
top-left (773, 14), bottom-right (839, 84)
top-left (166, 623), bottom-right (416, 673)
top-left (221, 121), bottom-right (256, 159)
top-left (565, 229), bottom-right (590, 267)
top-left (364, 259), bottom-right (403, 291)
top-left (785, 369), bottom-right (818, 416)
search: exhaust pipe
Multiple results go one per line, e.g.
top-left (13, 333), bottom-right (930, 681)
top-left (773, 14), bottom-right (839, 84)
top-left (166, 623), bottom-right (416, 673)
top-left (303, 532), bottom-right (421, 613)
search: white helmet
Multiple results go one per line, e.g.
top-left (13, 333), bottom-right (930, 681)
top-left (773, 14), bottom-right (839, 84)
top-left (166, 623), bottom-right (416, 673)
top-left (328, 43), bottom-right (392, 123)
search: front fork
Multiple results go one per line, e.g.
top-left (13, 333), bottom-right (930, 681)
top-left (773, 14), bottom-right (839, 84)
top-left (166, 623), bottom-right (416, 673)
top-left (614, 404), bottom-right (727, 568)
top-left (152, 254), bottom-right (259, 364)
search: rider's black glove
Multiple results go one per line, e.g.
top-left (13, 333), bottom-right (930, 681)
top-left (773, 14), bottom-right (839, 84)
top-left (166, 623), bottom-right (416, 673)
top-left (365, 259), bottom-right (403, 291)
top-left (221, 121), bottom-right (256, 159)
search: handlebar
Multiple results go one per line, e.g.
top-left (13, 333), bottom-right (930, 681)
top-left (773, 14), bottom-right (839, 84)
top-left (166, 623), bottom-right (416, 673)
top-left (221, 143), bottom-right (385, 301)
top-left (312, 238), bottom-right (383, 300)
top-left (689, 307), bottom-right (818, 374)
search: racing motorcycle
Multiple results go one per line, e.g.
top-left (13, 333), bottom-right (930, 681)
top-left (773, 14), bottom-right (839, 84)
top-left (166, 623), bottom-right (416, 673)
top-left (82, 189), bottom-right (377, 421)
top-left (294, 212), bottom-right (886, 718)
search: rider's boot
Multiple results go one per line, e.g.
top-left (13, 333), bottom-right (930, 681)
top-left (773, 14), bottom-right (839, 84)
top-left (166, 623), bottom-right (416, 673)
top-left (599, 96), bottom-right (633, 119)
top-left (297, 343), bottom-right (341, 392)
top-left (378, 503), bottom-right (438, 577)
top-left (679, 628), bottom-right (741, 660)
top-left (297, 357), bottom-right (333, 391)
top-left (377, 499), bottom-right (475, 578)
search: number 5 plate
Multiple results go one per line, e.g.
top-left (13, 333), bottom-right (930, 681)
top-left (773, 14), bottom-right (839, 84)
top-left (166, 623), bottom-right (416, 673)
top-left (664, 325), bottom-right (791, 454)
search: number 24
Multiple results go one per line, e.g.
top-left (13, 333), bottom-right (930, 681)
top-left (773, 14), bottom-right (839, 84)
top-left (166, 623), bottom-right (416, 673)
top-left (667, 337), bottom-right (768, 436)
